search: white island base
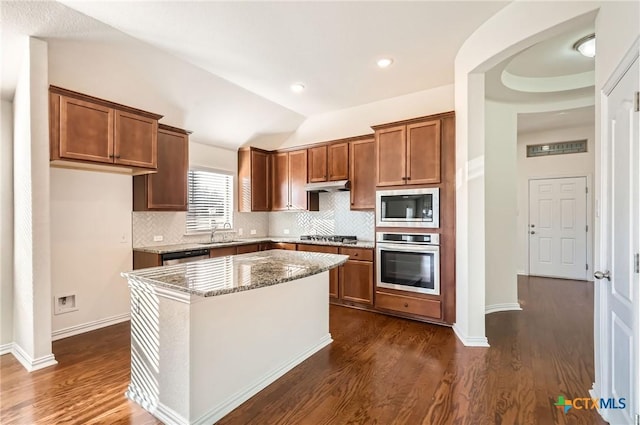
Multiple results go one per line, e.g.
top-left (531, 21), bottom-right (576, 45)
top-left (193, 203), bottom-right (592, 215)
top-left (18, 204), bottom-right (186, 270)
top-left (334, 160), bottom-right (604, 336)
top-left (126, 271), bottom-right (332, 425)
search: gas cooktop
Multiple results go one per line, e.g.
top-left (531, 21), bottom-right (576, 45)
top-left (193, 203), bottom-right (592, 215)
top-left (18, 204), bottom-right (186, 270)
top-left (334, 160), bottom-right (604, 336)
top-left (299, 235), bottom-right (358, 244)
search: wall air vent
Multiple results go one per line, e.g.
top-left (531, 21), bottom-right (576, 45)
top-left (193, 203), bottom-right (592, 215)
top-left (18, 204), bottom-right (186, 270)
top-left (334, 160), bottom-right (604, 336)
top-left (526, 139), bottom-right (588, 158)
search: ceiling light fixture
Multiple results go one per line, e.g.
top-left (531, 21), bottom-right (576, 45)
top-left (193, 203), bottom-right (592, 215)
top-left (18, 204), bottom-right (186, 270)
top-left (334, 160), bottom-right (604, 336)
top-left (290, 83), bottom-right (305, 93)
top-left (377, 58), bottom-right (394, 68)
top-left (573, 33), bottom-right (596, 58)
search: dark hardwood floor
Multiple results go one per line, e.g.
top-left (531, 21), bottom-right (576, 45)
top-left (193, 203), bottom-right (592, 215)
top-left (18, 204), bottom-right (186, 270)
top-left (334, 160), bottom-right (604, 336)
top-left (0, 276), bottom-right (605, 425)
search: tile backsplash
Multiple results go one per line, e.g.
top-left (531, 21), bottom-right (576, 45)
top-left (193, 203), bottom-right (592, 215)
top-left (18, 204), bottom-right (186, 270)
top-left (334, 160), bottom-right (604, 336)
top-left (132, 192), bottom-right (374, 247)
top-left (269, 192), bottom-right (374, 240)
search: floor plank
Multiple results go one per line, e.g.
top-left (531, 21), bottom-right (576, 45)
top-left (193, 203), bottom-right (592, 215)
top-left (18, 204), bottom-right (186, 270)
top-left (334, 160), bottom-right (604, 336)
top-left (0, 276), bottom-right (606, 424)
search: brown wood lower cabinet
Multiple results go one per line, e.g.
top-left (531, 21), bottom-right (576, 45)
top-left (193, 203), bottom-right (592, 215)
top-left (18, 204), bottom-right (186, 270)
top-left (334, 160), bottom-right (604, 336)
top-left (209, 246), bottom-right (237, 258)
top-left (133, 251), bottom-right (162, 270)
top-left (271, 242), bottom-right (297, 251)
top-left (236, 244), bottom-right (260, 254)
top-left (297, 244), bottom-right (340, 299)
top-left (375, 291), bottom-right (442, 320)
top-left (336, 247), bottom-right (374, 306)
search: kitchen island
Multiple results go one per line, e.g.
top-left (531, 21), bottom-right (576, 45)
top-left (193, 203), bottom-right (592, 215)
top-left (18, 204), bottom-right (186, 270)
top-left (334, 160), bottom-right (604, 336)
top-left (121, 250), bottom-right (348, 425)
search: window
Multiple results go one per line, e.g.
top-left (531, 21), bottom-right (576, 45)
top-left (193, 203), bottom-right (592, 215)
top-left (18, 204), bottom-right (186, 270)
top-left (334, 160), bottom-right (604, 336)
top-left (186, 169), bottom-right (233, 233)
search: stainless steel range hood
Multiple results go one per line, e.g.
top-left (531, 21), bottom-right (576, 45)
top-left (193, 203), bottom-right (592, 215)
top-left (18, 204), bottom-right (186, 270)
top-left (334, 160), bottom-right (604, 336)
top-left (304, 179), bottom-right (351, 192)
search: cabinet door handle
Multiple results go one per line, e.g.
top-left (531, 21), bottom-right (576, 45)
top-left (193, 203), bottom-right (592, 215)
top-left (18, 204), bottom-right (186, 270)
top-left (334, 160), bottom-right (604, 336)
top-left (108, 154), bottom-right (114, 158)
top-left (354, 253), bottom-right (358, 257)
top-left (115, 154), bottom-right (121, 159)
top-left (404, 303), bottom-right (409, 308)
top-left (406, 176), bottom-right (411, 180)
top-left (402, 177), bottom-right (407, 180)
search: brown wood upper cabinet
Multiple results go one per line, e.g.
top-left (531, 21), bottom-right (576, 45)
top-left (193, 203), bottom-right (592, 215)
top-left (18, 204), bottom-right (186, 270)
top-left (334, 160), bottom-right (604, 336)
top-left (308, 142), bottom-right (349, 183)
top-left (272, 150), bottom-right (318, 211)
top-left (375, 119), bottom-right (441, 186)
top-left (49, 86), bottom-right (162, 171)
top-left (349, 138), bottom-right (375, 210)
top-left (238, 147), bottom-right (270, 212)
top-left (133, 124), bottom-right (189, 211)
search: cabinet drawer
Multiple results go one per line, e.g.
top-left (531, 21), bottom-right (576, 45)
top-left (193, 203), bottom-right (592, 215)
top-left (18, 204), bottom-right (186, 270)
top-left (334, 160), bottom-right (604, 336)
top-left (297, 244), bottom-right (339, 254)
top-left (339, 247), bottom-right (373, 261)
top-left (209, 246), bottom-right (237, 258)
top-left (236, 244), bottom-right (260, 254)
top-left (375, 292), bottom-right (441, 319)
top-left (272, 242), bottom-right (297, 251)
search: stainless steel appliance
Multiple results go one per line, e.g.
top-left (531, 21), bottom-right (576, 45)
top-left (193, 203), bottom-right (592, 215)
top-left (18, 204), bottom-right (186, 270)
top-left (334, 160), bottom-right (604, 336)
top-left (300, 235), bottom-right (357, 244)
top-left (376, 232), bottom-right (440, 295)
top-left (376, 187), bottom-right (439, 228)
top-left (161, 248), bottom-right (210, 266)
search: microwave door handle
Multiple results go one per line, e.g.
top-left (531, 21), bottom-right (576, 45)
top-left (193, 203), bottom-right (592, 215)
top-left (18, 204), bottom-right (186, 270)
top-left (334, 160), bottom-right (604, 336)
top-left (377, 243), bottom-right (438, 253)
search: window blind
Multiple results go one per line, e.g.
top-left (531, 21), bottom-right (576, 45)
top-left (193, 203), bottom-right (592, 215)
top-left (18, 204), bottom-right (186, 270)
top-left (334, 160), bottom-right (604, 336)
top-left (186, 169), bottom-right (233, 233)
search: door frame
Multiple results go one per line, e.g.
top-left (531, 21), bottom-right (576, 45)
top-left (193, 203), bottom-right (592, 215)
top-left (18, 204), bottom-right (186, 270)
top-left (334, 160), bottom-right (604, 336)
top-left (590, 37), bottom-right (640, 423)
top-left (526, 174), bottom-right (593, 278)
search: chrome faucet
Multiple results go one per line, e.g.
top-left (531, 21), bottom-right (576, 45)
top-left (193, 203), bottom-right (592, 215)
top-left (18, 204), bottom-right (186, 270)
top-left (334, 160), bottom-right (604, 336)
top-left (223, 222), bottom-right (231, 229)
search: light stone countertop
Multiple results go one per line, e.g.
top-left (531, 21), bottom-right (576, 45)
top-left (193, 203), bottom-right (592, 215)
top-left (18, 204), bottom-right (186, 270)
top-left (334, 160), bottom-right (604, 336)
top-left (122, 249), bottom-right (349, 297)
top-left (133, 237), bottom-right (374, 254)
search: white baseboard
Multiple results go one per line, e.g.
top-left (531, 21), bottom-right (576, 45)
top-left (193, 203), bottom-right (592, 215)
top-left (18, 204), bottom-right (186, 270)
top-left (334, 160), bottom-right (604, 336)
top-left (452, 324), bottom-right (489, 347)
top-left (192, 333), bottom-right (334, 425)
top-left (0, 342), bottom-right (13, 356)
top-left (11, 343), bottom-right (58, 372)
top-left (51, 313), bottom-right (130, 341)
top-left (589, 385), bottom-right (610, 423)
top-left (485, 303), bottom-right (522, 314)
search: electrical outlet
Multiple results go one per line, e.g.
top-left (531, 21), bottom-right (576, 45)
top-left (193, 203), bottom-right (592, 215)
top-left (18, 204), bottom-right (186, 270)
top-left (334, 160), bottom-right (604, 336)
top-left (238, 228), bottom-right (244, 236)
top-left (283, 229), bottom-right (290, 235)
top-left (153, 235), bottom-right (164, 242)
top-left (54, 293), bottom-right (78, 315)
top-left (250, 229), bottom-right (257, 235)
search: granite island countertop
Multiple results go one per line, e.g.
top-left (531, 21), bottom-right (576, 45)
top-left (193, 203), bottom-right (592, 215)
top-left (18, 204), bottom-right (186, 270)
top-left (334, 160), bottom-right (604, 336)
top-left (133, 237), bottom-right (375, 254)
top-left (122, 249), bottom-right (348, 297)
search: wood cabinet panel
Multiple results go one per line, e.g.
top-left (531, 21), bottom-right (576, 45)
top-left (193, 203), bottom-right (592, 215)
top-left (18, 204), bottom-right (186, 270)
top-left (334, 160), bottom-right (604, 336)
top-left (349, 138), bottom-right (375, 210)
top-left (308, 146), bottom-right (327, 183)
top-left (50, 86), bottom-right (162, 172)
top-left (375, 291), bottom-right (441, 319)
top-left (134, 125), bottom-right (188, 211)
top-left (288, 150), bottom-right (308, 210)
top-left (376, 126), bottom-right (406, 186)
top-left (236, 244), bottom-right (260, 254)
top-left (59, 96), bottom-right (114, 163)
top-left (298, 244), bottom-right (340, 299)
top-left (238, 148), bottom-right (270, 212)
top-left (209, 247), bottom-right (237, 258)
top-left (406, 120), bottom-right (441, 184)
top-left (271, 152), bottom-right (289, 211)
top-left (328, 142), bottom-right (349, 181)
top-left (271, 242), bottom-right (297, 251)
top-left (339, 247), bottom-right (373, 262)
top-left (133, 251), bottom-right (162, 270)
top-left (340, 260), bottom-right (373, 305)
top-left (114, 110), bottom-right (157, 168)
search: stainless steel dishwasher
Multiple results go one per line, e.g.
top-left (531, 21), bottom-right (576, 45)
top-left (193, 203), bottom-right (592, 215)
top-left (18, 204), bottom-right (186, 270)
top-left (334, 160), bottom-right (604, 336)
top-left (161, 248), bottom-right (210, 266)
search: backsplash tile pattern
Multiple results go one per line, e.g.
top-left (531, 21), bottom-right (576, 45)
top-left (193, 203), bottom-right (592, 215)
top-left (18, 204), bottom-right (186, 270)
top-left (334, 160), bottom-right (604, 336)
top-left (132, 192), bottom-right (374, 247)
top-left (269, 192), bottom-right (374, 240)
top-left (132, 211), bottom-right (269, 247)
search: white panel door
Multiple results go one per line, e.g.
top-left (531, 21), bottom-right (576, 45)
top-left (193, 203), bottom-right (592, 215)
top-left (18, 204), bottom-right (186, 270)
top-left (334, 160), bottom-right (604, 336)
top-left (529, 177), bottom-right (587, 279)
top-left (597, 55), bottom-right (638, 425)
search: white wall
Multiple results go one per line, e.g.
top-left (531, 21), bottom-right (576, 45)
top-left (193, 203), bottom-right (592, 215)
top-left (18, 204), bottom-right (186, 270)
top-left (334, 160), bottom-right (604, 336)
top-left (516, 125), bottom-right (595, 275)
top-left (277, 84), bottom-right (454, 148)
top-left (49, 168), bottom-right (132, 336)
top-left (484, 100), bottom-right (518, 312)
top-left (1, 100), bottom-right (14, 349)
top-left (12, 37), bottom-right (56, 370)
top-left (454, 1), bottom-right (600, 346)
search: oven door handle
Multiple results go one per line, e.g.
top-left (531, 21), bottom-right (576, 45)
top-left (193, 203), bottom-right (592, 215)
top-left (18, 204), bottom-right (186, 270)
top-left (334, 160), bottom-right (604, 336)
top-left (376, 243), bottom-right (439, 253)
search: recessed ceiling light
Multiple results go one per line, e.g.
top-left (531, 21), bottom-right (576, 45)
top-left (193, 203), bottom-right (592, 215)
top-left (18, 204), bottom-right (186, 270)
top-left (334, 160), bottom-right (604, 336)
top-left (573, 34), bottom-right (595, 58)
top-left (377, 58), bottom-right (394, 68)
top-left (290, 83), bottom-right (305, 93)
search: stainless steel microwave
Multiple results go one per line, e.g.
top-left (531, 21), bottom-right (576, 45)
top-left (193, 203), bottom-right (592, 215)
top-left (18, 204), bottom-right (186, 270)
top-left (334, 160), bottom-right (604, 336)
top-left (376, 188), bottom-right (439, 228)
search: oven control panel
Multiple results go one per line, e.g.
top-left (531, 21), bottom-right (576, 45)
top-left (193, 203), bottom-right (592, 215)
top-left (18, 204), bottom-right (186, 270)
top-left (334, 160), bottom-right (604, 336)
top-left (376, 232), bottom-right (439, 245)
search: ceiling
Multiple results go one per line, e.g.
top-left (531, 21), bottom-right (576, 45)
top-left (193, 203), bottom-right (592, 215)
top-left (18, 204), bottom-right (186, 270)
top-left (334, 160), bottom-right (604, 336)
top-left (517, 105), bottom-right (595, 134)
top-left (4, 1), bottom-right (509, 117)
top-left (2, 1), bottom-right (595, 145)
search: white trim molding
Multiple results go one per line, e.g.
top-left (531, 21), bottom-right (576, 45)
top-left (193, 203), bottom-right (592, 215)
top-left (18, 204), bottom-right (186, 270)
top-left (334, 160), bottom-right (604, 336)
top-left (485, 303), bottom-right (522, 314)
top-left (452, 323), bottom-right (490, 347)
top-left (0, 342), bottom-right (13, 356)
top-left (51, 313), bottom-right (130, 341)
top-left (11, 343), bottom-right (57, 372)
